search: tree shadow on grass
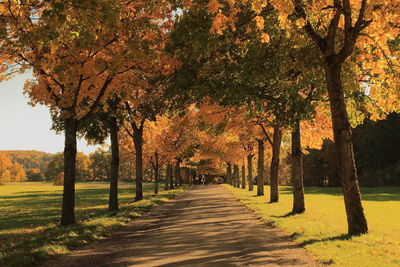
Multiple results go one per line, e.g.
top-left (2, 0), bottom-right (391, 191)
top-left (299, 234), bottom-right (351, 247)
top-left (271, 211), bottom-right (304, 218)
top-left (279, 186), bottom-right (400, 201)
top-left (0, 186), bottom-right (181, 266)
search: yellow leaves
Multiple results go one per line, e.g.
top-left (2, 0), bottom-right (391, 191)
top-left (261, 32), bottom-right (270, 43)
top-left (251, 0), bottom-right (267, 15)
top-left (253, 16), bottom-right (264, 31)
top-left (70, 31), bottom-right (80, 38)
top-left (295, 18), bottom-right (306, 28)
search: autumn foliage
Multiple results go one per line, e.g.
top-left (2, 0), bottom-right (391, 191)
top-left (0, 0), bottom-right (399, 239)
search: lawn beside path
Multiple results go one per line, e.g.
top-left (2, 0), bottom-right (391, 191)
top-left (226, 185), bottom-right (400, 267)
top-left (0, 182), bottom-right (185, 267)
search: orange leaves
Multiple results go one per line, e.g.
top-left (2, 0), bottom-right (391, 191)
top-left (208, 0), bottom-right (221, 14)
top-left (3, 0), bottom-right (179, 127)
top-left (210, 13), bottom-right (228, 34)
top-left (301, 108), bottom-right (333, 150)
top-left (208, 0), bottom-right (240, 34)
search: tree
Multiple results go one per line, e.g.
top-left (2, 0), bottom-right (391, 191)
top-left (247, 154), bottom-right (254, 191)
top-left (205, 0), bottom-right (400, 235)
top-left (10, 162), bottom-right (27, 182)
top-left (82, 96), bottom-right (127, 211)
top-left (256, 138), bottom-right (265, 196)
top-left (26, 168), bottom-right (44, 182)
top-left (0, 153), bottom-right (12, 184)
top-left (45, 152), bottom-right (90, 182)
top-left (89, 148), bottom-right (111, 181)
top-left (2, 0), bottom-right (183, 225)
top-left (121, 25), bottom-right (180, 201)
top-left (150, 152), bottom-right (160, 194)
top-left (0, 1), bottom-right (134, 225)
top-left (241, 164), bottom-right (246, 189)
top-left (291, 119), bottom-right (305, 214)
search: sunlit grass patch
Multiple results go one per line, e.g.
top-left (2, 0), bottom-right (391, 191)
top-left (226, 185), bottom-right (400, 267)
top-left (0, 182), bottom-right (184, 267)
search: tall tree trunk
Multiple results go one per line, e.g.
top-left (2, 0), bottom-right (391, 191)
top-left (169, 163), bottom-right (174, 189)
top-left (185, 167), bottom-right (190, 185)
top-left (241, 164), bottom-right (246, 189)
top-left (188, 169), bottom-right (193, 185)
top-left (324, 59), bottom-right (368, 235)
top-left (61, 117), bottom-right (78, 226)
top-left (247, 154), bottom-right (254, 191)
top-left (154, 152), bottom-right (159, 194)
top-left (291, 120), bottom-right (305, 214)
top-left (270, 126), bottom-right (282, 203)
top-left (257, 139), bottom-right (264, 196)
top-left (175, 160), bottom-right (180, 187)
top-left (164, 164), bottom-right (169, 190)
top-left (233, 165), bottom-right (239, 188)
top-left (179, 163), bottom-right (183, 186)
top-left (108, 117), bottom-right (119, 211)
top-left (133, 126), bottom-right (143, 201)
top-left (226, 162), bottom-right (232, 185)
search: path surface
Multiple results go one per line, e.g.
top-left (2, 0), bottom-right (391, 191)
top-left (47, 185), bottom-right (317, 266)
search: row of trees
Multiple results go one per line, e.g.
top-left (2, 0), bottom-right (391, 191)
top-left (0, 0), bottom-right (398, 237)
top-left (167, 0), bottom-right (399, 237)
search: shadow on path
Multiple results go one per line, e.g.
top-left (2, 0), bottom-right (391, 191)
top-left (46, 185), bottom-right (317, 267)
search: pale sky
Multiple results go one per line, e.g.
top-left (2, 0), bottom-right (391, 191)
top-left (0, 74), bottom-right (101, 154)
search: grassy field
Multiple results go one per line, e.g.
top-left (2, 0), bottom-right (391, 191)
top-left (226, 185), bottom-right (400, 267)
top-left (0, 182), bottom-right (184, 267)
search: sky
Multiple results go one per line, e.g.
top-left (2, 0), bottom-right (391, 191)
top-left (0, 74), bottom-right (101, 154)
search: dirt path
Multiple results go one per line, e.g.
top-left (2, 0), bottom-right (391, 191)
top-left (47, 185), bottom-right (317, 266)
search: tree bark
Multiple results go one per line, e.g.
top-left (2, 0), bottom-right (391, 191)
top-left (226, 162), bottom-right (232, 185)
top-left (169, 163), bottom-right (174, 189)
top-left (233, 165), bottom-right (239, 188)
top-left (291, 120), bottom-right (305, 214)
top-left (108, 117), bottom-right (119, 211)
top-left (164, 164), bottom-right (169, 190)
top-left (188, 169), bottom-right (193, 185)
top-left (257, 139), bottom-right (264, 196)
top-left (241, 164), bottom-right (246, 189)
top-left (154, 152), bottom-right (159, 194)
top-left (185, 167), bottom-right (190, 185)
top-left (61, 117), bottom-right (78, 226)
top-left (270, 126), bottom-right (282, 203)
top-left (133, 125), bottom-right (143, 202)
top-left (175, 160), bottom-right (180, 187)
top-left (324, 59), bottom-right (368, 235)
top-left (247, 154), bottom-right (254, 191)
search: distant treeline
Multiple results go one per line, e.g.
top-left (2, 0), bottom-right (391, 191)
top-left (303, 113), bottom-right (400, 187)
top-left (0, 148), bottom-right (137, 184)
top-left (0, 150), bottom-right (52, 183)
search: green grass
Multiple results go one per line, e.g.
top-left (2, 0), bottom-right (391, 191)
top-left (0, 182), bottom-right (184, 267)
top-left (225, 185), bottom-right (400, 267)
